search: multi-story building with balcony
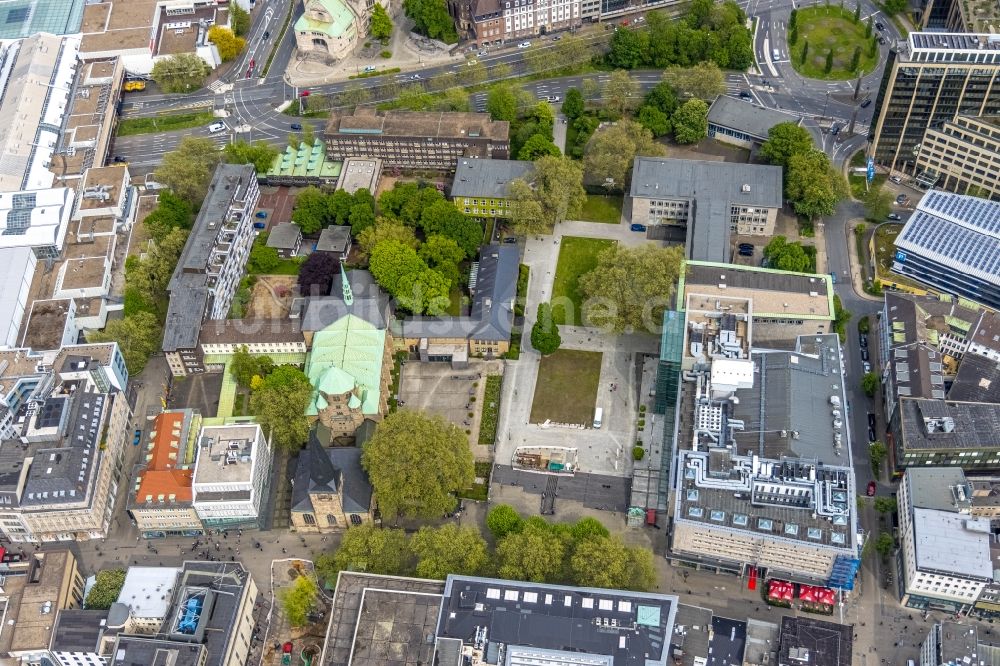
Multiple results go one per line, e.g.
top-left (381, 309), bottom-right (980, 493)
top-left (325, 110), bottom-right (510, 171)
top-left (191, 423), bottom-right (272, 529)
top-left (868, 33), bottom-right (1000, 179)
top-left (163, 164), bottom-right (259, 377)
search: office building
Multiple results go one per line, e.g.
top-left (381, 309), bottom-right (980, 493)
top-left (129, 410), bottom-right (204, 538)
top-left (325, 110), bottom-right (510, 170)
top-left (0, 550), bottom-right (86, 660)
top-left (199, 318), bottom-right (306, 366)
top-left (670, 328), bottom-right (859, 585)
top-left (706, 96), bottom-right (800, 150)
top-left (336, 157), bottom-right (382, 194)
top-left (401, 244), bottom-right (517, 363)
top-left (920, 621), bottom-right (1000, 665)
top-left (777, 617), bottom-right (852, 666)
top-left (116, 566), bottom-right (182, 632)
top-left (868, 33), bottom-right (1000, 178)
top-left (677, 261), bottom-right (835, 345)
top-left (451, 158), bottom-right (534, 219)
top-left (163, 164), bottom-right (260, 377)
top-left (892, 397), bottom-right (1000, 471)
top-left (891, 191), bottom-right (1000, 311)
top-left (915, 114), bottom-right (1000, 199)
top-left (898, 467), bottom-right (993, 614)
top-left (191, 423), bottom-right (273, 528)
top-left (629, 157), bottom-right (783, 263)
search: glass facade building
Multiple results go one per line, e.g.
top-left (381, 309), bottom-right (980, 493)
top-left (869, 34), bottom-right (1000, 176)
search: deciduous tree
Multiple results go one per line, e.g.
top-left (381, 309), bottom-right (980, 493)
top-left (759, 122), bottom-right (815, 168)
top-left (230, 3), bottom-right (250, 36)
top-left (507, 179), bottom-right (548, 237)
top-left (249, 365), bottom-right (313, 451)
top-left (315, 525), bottom-right (410, 579)
top-left (530, 303), bottom-right (561, 355)
top-left (155, 137), bottom-right (223, 203)
top-left (486, 83), bottom-right (518, 122)
top-left (411, 524), bottom-right (490, 579)
top-left (291, 186), bottom-right (333, 234)
top-left (85, 569), bottom-right (126, 610)
top-left (578, 244), bottom-right (684, 333)
top-left (862, 371), bottom-right (879, 396)
top-left (661, 62), bottom-right (725, 100)
top-left (518, 134), bottom-right (561, 160)
top-left (861, 185), bottom-right (893, 221)
top-left (88, 312), bottom-right (160, 375)
top-left (570, 536), bottom-right (655, 591)
top-left (297, 251), bottom-right (339, 296)
top-left (529, 156), bottom-right (586, 226)
top-left (787, 149), bottom-right (844, 219)
top-left (561, 88), bottom-right (584, 119)
top-left (142, 190), bottom-right (194, 243)
top-left (207, 26), bottom-right (246, 61)
top-left (419, 234), bottom-right (465, 286)
top-left (419, 199), bottom-right (482, 258)
top-left (874, 496), bottom-right (897, 514)
top-left (671, 98), bottom-right (709, 144)
top-left (486, 504), bottom-right (524, 540)
top-left (496, 523), bottom-right (567, 583)
top-left (361, 410), bottom-right (475, 520)
top-left (583, 119), bottom-right (665, 191)
top-left (370, 3), bottom-right (393, 40)
top-left (357, 217), bottom-right (419, 259)
top-left (763, 236), bottom-right (812, 273)
top-left (151, 53), bottom-right (211, 93)
top-left (602, 69), bottom-right (639, 116)
top-left (223, 140), bottom-right (279, 172)
top-left (637, 105), bottom-right (671, 137)
top-left (403, 0), bottom-right (458, 43)
top-left (280, 575), bottom-right (318, 627)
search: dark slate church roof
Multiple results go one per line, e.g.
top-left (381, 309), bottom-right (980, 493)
top-left (291, 433), bottom-right (373, 515)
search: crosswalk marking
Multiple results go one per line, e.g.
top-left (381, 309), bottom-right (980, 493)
top-left (208, 79), bottom-right (226, 93)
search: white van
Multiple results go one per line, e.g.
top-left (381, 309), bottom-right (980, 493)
top-left (593, 407), bottom-right (603, 429)
top-left (208, 121), bottom-right (226, 134)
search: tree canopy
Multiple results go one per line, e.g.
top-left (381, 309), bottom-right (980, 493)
top-left (298, 251), bottom-right (339, 296)
top-left (530, 303), bottom-right (562, 355)
top-left (89, 311), bottom-right (161, 375)
top-left (583, 119), bottom-right (665, 190)
top-left (861, 184), bottom-right (893, 221)
top-left (758, 122), bottom-right (815, 168)
top-left (230, 345), bottom-right (275, 387)
top-left (249, 365), bottom-right (313, 451)
top-left (280, 575), bottom-right (318, 627)
top-left (486, 504), bottom-right (524, 540)
top-left (403, 0), bottom-right (458, 43)
top-left (223, 140), bottom-right (279, 173)
top-left (570, 535), bottom-right (656, 591)
top-left (229, 3), bottom-right (250, 35)
top-left (357, 216), bottom-right (419, 259)
top-left (369, 240), bottom-right (450, 314)
top-left (370, 3), bottom-right (393, 40)
top-left (85, 569), bottom-right (126, 610)
top-left (150, 53), bottom-right (210, 93)
top-left (763, 236), bottom-right (814, 273)
top-left (527, 156), bottom-right (587, 227)
top-left (787, 149), bottom-right (845, 219)
top-left (142, 190), bottom-right (194, 244)
top-left (315, 525), bottom-right (410, 580)
top-left (362, 410), bottom-right (474, 520)
top-left (155, 137), bottom-right (224, 203)
top-left (497, 523), bottom-right (568, 583)
top-left (603, 69), bottom-right (639, 116)
top-left (486, 83), bottom-right (519, 122)
top-left (410, 524), bottom-right (491, 579)
top-left (207, 26), bottom-right (245, 61)
top-left (561, 88), bottom-right (584, 119)
top-left (661, 62), bottom-right (727, 101)
top-left (578, 244), bottom-right (685, 333)
top-left (671, 98), bottom-right (709, 144)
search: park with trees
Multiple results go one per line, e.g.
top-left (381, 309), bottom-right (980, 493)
top-left (314, 504), bottom-right (656, 591)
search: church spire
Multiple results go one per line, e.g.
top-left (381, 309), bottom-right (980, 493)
top-left (340, 259), bottom-right (353, 306)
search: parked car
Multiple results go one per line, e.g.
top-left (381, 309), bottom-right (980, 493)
top-left (887, 212), bottom-right (901, 220)
top-left (290, 123), bottom-right (303, 130)
top-left (208, 121), bottom-right (226, 134)
top-left (863, 361), bottom-right (872, 373)
top-left (830, 123), bottom-right (841, 135)
top-left (630, 223), bottom-right (647, 232)
top-left (503, 237), bottom-right (517, 244)
top-left (518, 41), bottom-right (531, 48)
top-left (253, 221), bottom-right (267, 229)
top-left (738, 243), bottom-right (754, 256)
top-left (867, 480), bottom-right (877, 496)
top-left (860, 334), bottom-right (867, 347)
top-left (890, 176), bottom-right (902, 184)
top-left (552, 34), bottom-right (562, 40)
top-left (478, 50), bottom-right (489, 56)
top-left (112, 155), bottom-right (127, 163)
top-left (410, 74), bottom-right (422, 80)
top-left (860, 98), bottom-right (872, 108)
top-left (363, 65), bottom-right (377, 73)
top-left (133, 429), bottom-right (142, 447)
top-left (895, 193), bottom-right (908, 204)
top-left (861, 348), bottom-right (869, 362)
top-left (544, 95), bottom-right (561, 102)
top-left (868, 413), bottom-right (877, 428)
top-left (829, 272), bottom-right (837, 284)
top-left (738, 243), bottom-right (754, 252)
top-left (878, 35), bottom-right (887, 44)
top-left (255, 211), bottom-right (268, 219)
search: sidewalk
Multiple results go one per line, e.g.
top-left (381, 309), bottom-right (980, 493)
top-left (845, 217), bottom-right (883, 302)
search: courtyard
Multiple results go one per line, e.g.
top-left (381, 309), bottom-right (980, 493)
top-left (789, 6), bottom-right (879, 81)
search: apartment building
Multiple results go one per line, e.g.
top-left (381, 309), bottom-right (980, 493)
top-left (191, 423), bottom-right (273, 528)
top-left (669, 328), bottom-right (858, 585)
top-left (629, 157), bottom-right (783, 263)
top-left (892, 191), bottom-right (1000, 311)
top-left (677, 261), bottom-right (835, 345)
top-left (450, 0), bottom-right (581, 46)
top-left (325, 110), bottom-right (510, 170)
top-left (163, 164), bottom-right (260, 377)
top-left (869, 33), bottom-right (1000, 178)
top-left (915, 114), bottom-right (1000, 198)
top-left (129, 409), bottom-right (204, 538)
top-left (451, 158), bottom-right (534, 219)
top-left (898, 467), bottom-right (993, 614)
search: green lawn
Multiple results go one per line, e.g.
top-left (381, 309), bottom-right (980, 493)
top-left (117, 111), bottom-right (217, 137)
top-left (478, 375), bottom-right (502, 446)
top-left (789, 6), bottom-right (879, 80)
top-left (446, 286), bottom-right (464, 316)
top-left (579, 194), bottom-right (624, 224)
top-left (529, 349), bottom-right (603, 425)
top-left (458, 461), bottom-right (493, 502)
top-left (551, 236), bottom-right (615, 326)
top-left (265, 257), bottom-right (304, 276)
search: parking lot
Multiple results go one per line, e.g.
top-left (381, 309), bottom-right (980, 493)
top-left (255, 186), bottom-right (297, 232)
